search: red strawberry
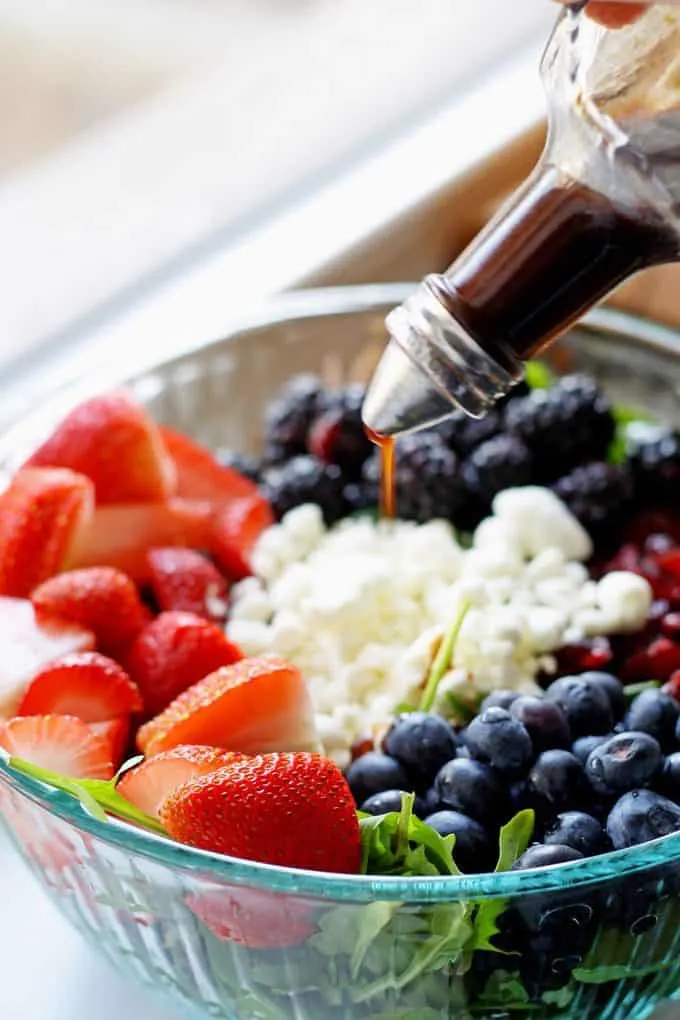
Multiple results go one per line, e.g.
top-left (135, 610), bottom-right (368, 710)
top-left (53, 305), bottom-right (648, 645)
top-left (136, 654), bottom-right (317, 758)
top-left (146, 548), bottom-right (228, 622)
top-left (186, 887), bottom-right (316, 949)
top-left (210, 493), bottom-right (274, 581)
top-left (66, 498), bottom-right (214, 582)
top-left (0, 714), bottom-right (114, 779)
top-left (17, 651), bottom-right (142, 723)
top-left (160, 426), bottom-right (257, 503)
top-left (91, 717), bottom-right (130, 768)
top-left (126, 611), bottom-right (243, 719)
top-left (25, 389), bottom-right (176, 504)
top-left (0, 597), bottom-right (94, 719)
top-left (0, 467), bottom-right (94, 597)
top-left (117, 745), bottom-right (244, 817)
top-left (31, 566), bottom-right (149, 656)
top-left (161, 752), bottom-right (361, 874)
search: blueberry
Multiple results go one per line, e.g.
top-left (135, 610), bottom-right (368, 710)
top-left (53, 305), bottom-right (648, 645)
top-left (464, 707), bottom-right (533, 778)
top-left (424, 811), bottom-right (493, 873)
top-left (512, 844), bottom-right (584, 870)
top-left (545, 675), bottom-right (614, 738)
top-left (572, 734), bottom-right (610, 765)
top-left (510, 696), bottom-right (571, 752)
top-left (607, 789), bottom-right (680, 849)
top-left (543, 811), bottom-right (610, 857)
top-left (433, 758), bottom-right (507, 827)
top-left (480, 690), bottom-right (521, 713)
top-left (527, 750), bottom-right (585, 815)
top-left (345, 752), bottom-right (410, 805)
top-left (658, 752), bottom-right (680, 800)
top-left (624, 689), bottom-right (680, 752)
top-left (383, 712), bottom-right (458, 787)
top-left (420, 787), bottom-right (442, 817)
top-left (586, 732), bottom-right (662, 796)
top-left (580, 671), bottom-right (626, 721)
top-left (360, 790), bottom-right (409, 816)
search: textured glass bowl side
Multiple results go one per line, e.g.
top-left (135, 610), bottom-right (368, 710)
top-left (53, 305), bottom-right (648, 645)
top-left (1, 287), bottom-right (680, 1019)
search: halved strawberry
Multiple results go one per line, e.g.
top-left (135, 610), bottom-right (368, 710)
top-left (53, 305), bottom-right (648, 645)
top-left (186, 887), bottom-right (316, 949)
top-left (210, 493), bottom-right (274, 581)
top-left (31, 566), bottom-right (150, 656)
top-left (0, 467), bottom-right (94, 597)
top-left (126, 611), bottom-right (243, 718)
top-left (0, 714), bottom-right (114, 779)
top-left (146, 547), bottom-right (228, 622)
top-left (25, 389), bottom-right (176, 504)
top-left (66, 499), bottom-right (214, 583)
top-left (91, 717), bottom-right (130, 768)
top-left (117, 745), bottom-right (244, 817)
top-left (17, 651), bottom-right (142, 723)
top-left (160, 426), bottom-right (257, 503)
top-left (137, 655), bottom-right (318, 758)
top-left (0, 597), bottom-right (94, 719)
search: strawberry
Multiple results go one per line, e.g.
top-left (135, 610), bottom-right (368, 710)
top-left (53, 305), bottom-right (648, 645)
top-left (25, 389), bottom-right (176, 504)
top-left (126, 611), bottom-right (243, 718)
top-left (91, 717), bottom-right (130, 768)
top-left (146, 548), bottom-right (228, 622)
top-left (160, 426), bottom-right (257, 503)
top-left (136, 654), bottom-right (318, 758)
top-left (31, 566), bottom-right (149, 656)
top-left (66, 498), bottom-right (214, 582)
top-left (210, 493), bottom-right (274, 581)
top-left (17, 651), bottom-right (142, 723)
top-left (185, 887), bottom-right (316, 949)
top-left (0, 597), bottom-right (94, 719)
top-left (160, 752), bottom-right (361, 874)
top-left (0, 467), bottom-right (94, 597)
top-left (117, 745), bottom-right (244, 817)
top-left (0, 714), bottom-right (114, 779)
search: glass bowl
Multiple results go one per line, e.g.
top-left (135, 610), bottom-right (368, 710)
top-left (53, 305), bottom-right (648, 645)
top-left (1, 285), bottom-right (680, 1020)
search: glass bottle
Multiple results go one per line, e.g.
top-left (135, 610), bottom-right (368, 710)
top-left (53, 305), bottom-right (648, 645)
top-left (362, 4), bottom-right (680, 438)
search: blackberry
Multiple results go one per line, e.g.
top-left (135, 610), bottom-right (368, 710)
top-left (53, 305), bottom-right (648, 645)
top-left (264, 374), bottom-right (327, 457)
top-left (552, 461), bottom-right (634, 537)
top-left (505, 374), bottom-right (615, 480)
top-left (262, 455), bottom-right (345, 524)
top-left (460, 435), bottom-right (534, 508)
top-left (627, 424), bottom-right (680, 501)
top-left (307, 383), bottom-right (373, 479)
top-left (434, 408), bottom-right (503, 458)
top-left (215, 449), bottom-right (262, 484)
top-left (342, 481), bottom-right (375, 516)
top-left (361, 432), bottom-right (466, 523)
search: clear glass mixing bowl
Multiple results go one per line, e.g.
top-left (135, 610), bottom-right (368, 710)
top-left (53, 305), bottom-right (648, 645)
top-left (1, 286), bottom-right (680, 1020)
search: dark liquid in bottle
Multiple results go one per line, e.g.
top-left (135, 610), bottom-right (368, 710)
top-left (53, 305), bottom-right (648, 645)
top-left (365, 428), bottom-right (396, 519)
top-left (433, 170), bottom-right (679, 370)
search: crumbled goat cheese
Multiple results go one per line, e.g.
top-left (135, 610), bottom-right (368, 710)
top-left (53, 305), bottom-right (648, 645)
top-left (227, 494), bottom-right (651, 761)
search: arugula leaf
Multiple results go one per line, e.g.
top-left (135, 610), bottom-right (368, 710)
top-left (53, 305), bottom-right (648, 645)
top-left (525, 361), bottom-right (554, 390)
top-left (624, 680), bottom-right (661, 699)
top-left (5, 754), bottom-right (165, 834)
top-left (608, 406), bottom-right (655, 465)
top-left (360, 793), bottom-right (461, 877)
top-left (419, 601), bottom-right (471, 713)
top-left (469, 810), bottom-right (535, 955)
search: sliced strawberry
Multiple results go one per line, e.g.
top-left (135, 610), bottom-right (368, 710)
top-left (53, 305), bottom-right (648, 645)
top-left (117, 745), bottom-right (244, 817)
top-left (0, 468), bottom-right (94, 597)
top-left (137, 654), bottom-right (318, 758)
top-left (126, 611), bottom-right (243, 718)
top-left (91, 717), bottom-right (130, 768)
top-left (0, 714), bottom-right (114, 779)
top-left (31, 566), bottom-right (149, 656)
top-left (210, 493), bottom-right (274, 582)
top-left (66, 498), bottom-right (214, 583)
top-left (160, 426), bottom-right (257, 503)
top-left (0, 597), bottom-right (94, 719)
top-left (186, 888), bottom-right (316, 949)
top-left (146, 547), bottom-right (228, 622)
top-left (17, 651), bottom-right (142, 723)
top-left (160, 752), bottom-right (361, 873)
top-left (25, 389), bottom-right (176, 504)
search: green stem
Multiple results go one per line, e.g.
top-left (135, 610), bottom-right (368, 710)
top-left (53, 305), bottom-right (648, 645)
top-left (420, 601), bottom-right (471, 713)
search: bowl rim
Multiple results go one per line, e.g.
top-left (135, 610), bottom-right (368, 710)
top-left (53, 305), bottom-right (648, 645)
top-left (2, 283), bottom-right (680, 903)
